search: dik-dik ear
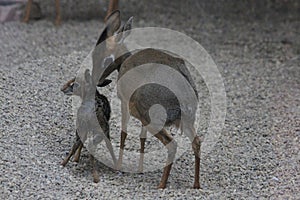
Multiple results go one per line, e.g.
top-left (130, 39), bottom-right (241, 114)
top-left (106, 10), bottom-right (121, 35)
top-left (61, 77), bottom-right (79, 95)
top-left (115, 16), bottom-right (133, 43)
top-left (123, 16), bottom-right (133, 34)
top-left (96, 10), bottom-right (121, 46)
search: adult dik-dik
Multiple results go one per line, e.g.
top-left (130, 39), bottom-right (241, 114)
top-left (94, 10), bottom-right (201, 189)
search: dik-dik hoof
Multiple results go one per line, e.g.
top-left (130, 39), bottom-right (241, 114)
top-left (55, 21), bottom-right (61, 26)
top-left (157, 184), bottom-right (166, 189)
top-left (22, 18), bottom-right (29, 23)
top-left (93, 176), bottom-right (100, 183)
top-left (193, 183), bottom-right (200, 189)
top-left (137, 164), bottom-right (143, 173)
top-left (114, 159), bottom-right (121, 170)
top-left (116, 151), bottom-right (124, 170)
top-left (54, 18), bottom-right (61, 26)
top-left (60, 160), bottom-right (67, 167)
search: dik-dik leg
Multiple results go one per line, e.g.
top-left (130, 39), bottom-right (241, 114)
top-left (61, 132), bottom-right (82, 166)
top-left (105, 0), bottom-right (119, 22)
top-left (147, 128), bottom-right (177, 189)
top-left (23, 0), bottom-right (61, 25)
top-left (116, 101), bottom-right (130, 170)
top-left (90, 155), bottom-right (100, 183)
top-left (22, 0), bottom-right (33, 23)
top-left (138, 126), bottom-right (147, 173)
top-left (97, 116), bottom-right (117, 166)
top-left (73, 142), bottom-right (83, 162)
top-left (182, 124), bottom-right (201, 189)
top-left (192, 136), bottom-right (201, 189)
top-left (54, 0), bottom-right (61, 25)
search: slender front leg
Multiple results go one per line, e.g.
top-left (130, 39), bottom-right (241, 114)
top-left (183, 124), bottom-right (201, 189)
top-left (158, 163), bottom-right (173, 189)
top-left (149, 128), bottom-right (177, 189)
top-left (90, 155), bottom-right (100, 183)
top-left (54, 0), bottom-right (61, 25)
top-left (61, 135), bottom-right (82, 166)
top-left (138, 126), bottom-right (147, 173)
top-left (73, 142), bottom-right (83, 162)
top-left (116, 102), bottom-right (130, 170)
top-left (104, 136), bottom-right (117, 166)
top-left (116, 131), bottom-right (127, 170)
top-left (192, 136), bottom-right (201, 189)
top-left (97, 116), bottom-right (117, 167)
top-left (22, 0), bottom-right (33, 23)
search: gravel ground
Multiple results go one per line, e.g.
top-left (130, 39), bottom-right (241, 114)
top-left (0, 0), bottom-right (299, 199)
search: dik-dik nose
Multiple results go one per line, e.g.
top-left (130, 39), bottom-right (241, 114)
top-left (61, 77), bottom-right (76, 95)
top-left (61, 86), bottom-right (73, 96)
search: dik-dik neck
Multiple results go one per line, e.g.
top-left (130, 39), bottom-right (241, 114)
top-left (98, 51), bottom-right (132, 85)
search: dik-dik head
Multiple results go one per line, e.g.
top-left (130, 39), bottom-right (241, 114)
top-left (61, 77), bottom-right (112, 96)
top-left (61, 11), bottom-right (131, 97)
top-left (92, 10), bottom-right (133, 86)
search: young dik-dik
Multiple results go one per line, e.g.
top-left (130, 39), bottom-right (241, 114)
top-left (60, 77), bottom-right (115, 183)
top-left (94, 11), bottom-right (201, 189)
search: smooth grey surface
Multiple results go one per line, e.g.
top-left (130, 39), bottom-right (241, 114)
top-left (0, 1), bottom-right (299, 199)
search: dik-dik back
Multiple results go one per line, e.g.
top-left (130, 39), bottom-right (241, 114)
top-left (118, 48), bottom-right (198, 127)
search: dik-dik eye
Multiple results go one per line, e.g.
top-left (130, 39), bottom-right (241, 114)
top-left (72, 82), bottom-right (80, 90)
top-left (103, 54), bottom-right (115, 68)
top-left (68, 82), bottom-right (80, 94)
